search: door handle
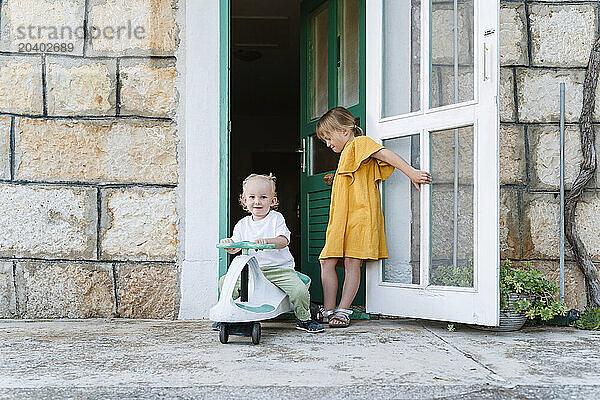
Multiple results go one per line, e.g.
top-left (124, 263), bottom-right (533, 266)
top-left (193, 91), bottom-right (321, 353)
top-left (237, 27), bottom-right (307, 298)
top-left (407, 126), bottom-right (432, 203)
top-left (483, 29), bottom-right (495, 82)
top-left (483, 43), bottom-right (490, 81)
top-left (296, 138), bottom-right (306, 173)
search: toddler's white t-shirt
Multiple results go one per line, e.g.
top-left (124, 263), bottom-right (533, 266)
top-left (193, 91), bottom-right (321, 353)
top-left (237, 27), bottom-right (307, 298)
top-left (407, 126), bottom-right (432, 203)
top-left (231, 210), bottom-right (295, 270)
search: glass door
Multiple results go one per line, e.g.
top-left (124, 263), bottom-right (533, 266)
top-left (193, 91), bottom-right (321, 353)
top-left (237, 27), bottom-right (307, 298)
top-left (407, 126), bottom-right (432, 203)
top-left (365, 0), bottom-right (499, 325)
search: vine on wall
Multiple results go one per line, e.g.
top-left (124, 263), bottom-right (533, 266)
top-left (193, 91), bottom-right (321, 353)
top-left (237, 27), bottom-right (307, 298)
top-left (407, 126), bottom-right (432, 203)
top-left (566, 35), bottom-right (600, 308)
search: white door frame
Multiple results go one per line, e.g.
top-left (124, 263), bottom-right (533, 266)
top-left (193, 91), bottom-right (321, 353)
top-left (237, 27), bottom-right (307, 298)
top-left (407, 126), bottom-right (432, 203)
top-left (178, 0), bottom-right (223, 319)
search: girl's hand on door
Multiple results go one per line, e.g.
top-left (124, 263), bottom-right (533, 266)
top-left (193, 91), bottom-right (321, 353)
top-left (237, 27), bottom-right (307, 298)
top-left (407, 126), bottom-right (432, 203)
top-left (408, 169), bottom-right (432, 191)
top-left (373, 148), bottom-right (432, 191)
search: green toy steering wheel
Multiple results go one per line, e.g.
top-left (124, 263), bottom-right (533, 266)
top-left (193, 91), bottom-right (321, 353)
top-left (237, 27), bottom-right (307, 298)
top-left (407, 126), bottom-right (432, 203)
top-left (216, 241), bottom-right (276, 255)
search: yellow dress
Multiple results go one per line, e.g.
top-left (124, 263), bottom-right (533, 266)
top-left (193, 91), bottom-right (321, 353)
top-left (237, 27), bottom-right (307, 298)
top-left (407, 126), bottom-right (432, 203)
top-left (319, 136), bottom-right (395, 262)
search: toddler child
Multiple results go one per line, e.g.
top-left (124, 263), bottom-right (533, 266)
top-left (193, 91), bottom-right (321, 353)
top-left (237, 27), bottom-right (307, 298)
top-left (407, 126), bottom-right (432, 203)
top-left (220, 173), bottom-right (324, 333)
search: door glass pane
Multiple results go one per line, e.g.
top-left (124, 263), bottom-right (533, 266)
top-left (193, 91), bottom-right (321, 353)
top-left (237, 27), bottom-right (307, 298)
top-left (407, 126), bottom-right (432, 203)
top-left (338, 0), bottom-right (359, 108)
top-left (382, 0), bottom-right (420, 117)
top-left (310, 134), bottom-right (340, 175)
top-left (430, 126), bottom-right (474, 287)
top-left (430, 0), bottom-right (474, 108)
top-left (383, 134), bottom-right (420, 284)
top-left (309, 5), bottom-right (329, 120)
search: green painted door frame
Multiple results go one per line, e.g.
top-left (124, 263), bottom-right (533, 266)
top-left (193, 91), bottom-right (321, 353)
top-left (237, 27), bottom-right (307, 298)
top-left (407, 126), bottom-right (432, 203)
top-left (219, 0), bottom-right (367, 307)
top-left (218, 0), bottom-right (230, 278)
top-left (300, 0), bottom-right (366, 305)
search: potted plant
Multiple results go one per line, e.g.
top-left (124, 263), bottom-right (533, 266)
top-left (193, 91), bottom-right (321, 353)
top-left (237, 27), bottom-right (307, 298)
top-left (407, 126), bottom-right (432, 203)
top-left (479, 260), bottom-right (566, 331)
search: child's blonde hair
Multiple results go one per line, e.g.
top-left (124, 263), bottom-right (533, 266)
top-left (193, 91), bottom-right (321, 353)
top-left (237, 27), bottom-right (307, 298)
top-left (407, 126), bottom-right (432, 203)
top-left (239, 173), bottom-right (279, 212)
top-left (316, 106), bottom-right (364, 141)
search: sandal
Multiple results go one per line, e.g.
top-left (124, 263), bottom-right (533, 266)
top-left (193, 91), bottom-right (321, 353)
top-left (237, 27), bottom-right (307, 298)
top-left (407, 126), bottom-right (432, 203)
top-left (328, 308), bottom-right (353, 328)
top-left (310, 303), bottom-right (334, 323)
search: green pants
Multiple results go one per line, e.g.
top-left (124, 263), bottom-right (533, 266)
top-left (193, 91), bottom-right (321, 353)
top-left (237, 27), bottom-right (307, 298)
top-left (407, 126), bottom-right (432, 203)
top-left (219, 267), bottom-right (311, 321)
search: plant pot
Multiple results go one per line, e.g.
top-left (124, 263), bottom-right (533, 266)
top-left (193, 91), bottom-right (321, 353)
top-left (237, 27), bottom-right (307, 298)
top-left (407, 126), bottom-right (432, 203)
top-left (473, 293), bottom-right (530, 332)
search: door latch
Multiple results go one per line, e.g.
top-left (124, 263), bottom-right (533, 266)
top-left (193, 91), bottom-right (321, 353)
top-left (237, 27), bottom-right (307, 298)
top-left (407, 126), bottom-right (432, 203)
top-left (296, 137), bottom-right (307, 173)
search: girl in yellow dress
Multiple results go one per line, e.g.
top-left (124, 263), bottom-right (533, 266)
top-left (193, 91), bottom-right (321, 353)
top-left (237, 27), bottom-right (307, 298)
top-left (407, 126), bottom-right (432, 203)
top-left (317, 107), bottom-right (432, 327)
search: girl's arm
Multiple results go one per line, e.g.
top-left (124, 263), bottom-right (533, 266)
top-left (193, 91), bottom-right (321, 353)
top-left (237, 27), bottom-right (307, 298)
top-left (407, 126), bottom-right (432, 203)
top-left (255, 235), bottom-right (289, 249)
top-left (372, 148), bottom-right (432, 191)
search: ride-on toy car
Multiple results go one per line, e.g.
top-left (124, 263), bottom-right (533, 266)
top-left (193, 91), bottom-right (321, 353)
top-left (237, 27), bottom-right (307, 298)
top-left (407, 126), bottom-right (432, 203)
top-left (210, 241), bottom-right (310, 344)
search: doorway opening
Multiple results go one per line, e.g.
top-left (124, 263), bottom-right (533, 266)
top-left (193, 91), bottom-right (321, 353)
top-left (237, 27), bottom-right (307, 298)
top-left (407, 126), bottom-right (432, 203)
top-left (228, 0), bottom-right (367, 309)
top-left (229, 1), bottom-right (302, 266)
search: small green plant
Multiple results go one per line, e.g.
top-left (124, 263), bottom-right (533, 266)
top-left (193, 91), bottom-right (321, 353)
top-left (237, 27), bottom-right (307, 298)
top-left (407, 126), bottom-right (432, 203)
top-left (573, 308), bottom-right (600, 330)
top-left (500, 260), bottom-right (566, 321)
top-left (447, 323), bottom-right (455, 332)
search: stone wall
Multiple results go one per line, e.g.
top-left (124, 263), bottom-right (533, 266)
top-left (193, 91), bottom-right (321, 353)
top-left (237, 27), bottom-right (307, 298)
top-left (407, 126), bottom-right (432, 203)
top-left (500, 0), bottom-right (600, 308)
top-left (0, 0), bottom-right (180, 319)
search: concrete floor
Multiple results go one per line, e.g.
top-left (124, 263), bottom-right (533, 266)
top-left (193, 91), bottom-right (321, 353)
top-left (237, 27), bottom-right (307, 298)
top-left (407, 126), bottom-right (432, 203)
top-left (0, 319), bottom-right (599, 399)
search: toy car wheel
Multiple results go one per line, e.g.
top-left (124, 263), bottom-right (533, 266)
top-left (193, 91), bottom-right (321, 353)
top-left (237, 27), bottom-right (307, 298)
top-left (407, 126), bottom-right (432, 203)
top-left (219, 323), bottom-right (229, 344)
top-left (251, 322), bottom-right (261, 345)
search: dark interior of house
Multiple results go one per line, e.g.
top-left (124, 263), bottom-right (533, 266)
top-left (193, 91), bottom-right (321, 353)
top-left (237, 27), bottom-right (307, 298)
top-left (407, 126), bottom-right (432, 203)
top-left (230, 0), bottom-right (302, 264)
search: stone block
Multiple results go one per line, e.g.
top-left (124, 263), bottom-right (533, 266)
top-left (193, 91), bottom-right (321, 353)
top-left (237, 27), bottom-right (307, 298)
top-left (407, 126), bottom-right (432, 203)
top-left (511, 260), bottom-right (588, 309)
top-left (47, 56), bottom-right (117, 116)
top-left (116, 263), bottom-right (178, 319)
top-left (574, 192), bottom-right (600, 262)
top-left (0, 116), bottom-right (11, 180)
top-left (499, 124), bottom-right (526, 186)
top-left (522, 192), bottom-right (573, 261)
top-left (528, 124), bottom-right (583, 190)
top-left (500, 3), bottom-right (528, 66)
top-left (499, 188), bottom-right (520, 260)
top-left (530, 4), bottom-right (597, 68)
top-left (516, 68), bottom-right (585, 123)
top-left (499, 68), bottom-right (516, 122)
top-left (101, 188), bottom-right (177, 261)
top-left (15, 118), bottom-right (178, 185)
top-left (15, 261), bottom-right (115, 318)
top-left (524, 192), bottom-right (600, 263)
top-left (87, 0), bottom-right (179, 57)
top-left (517, 69), bottom-right (600, 123)
top-left (119, 58), bottom-right (177, 118)
top-left (0, 184), bottom-right (96, 259)
top-left (0, 0), bottom-right (85, 54)
top-left (0, 262), bottom-right (17, 317)
top-left (0, 55), bottom-right (43, 115)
